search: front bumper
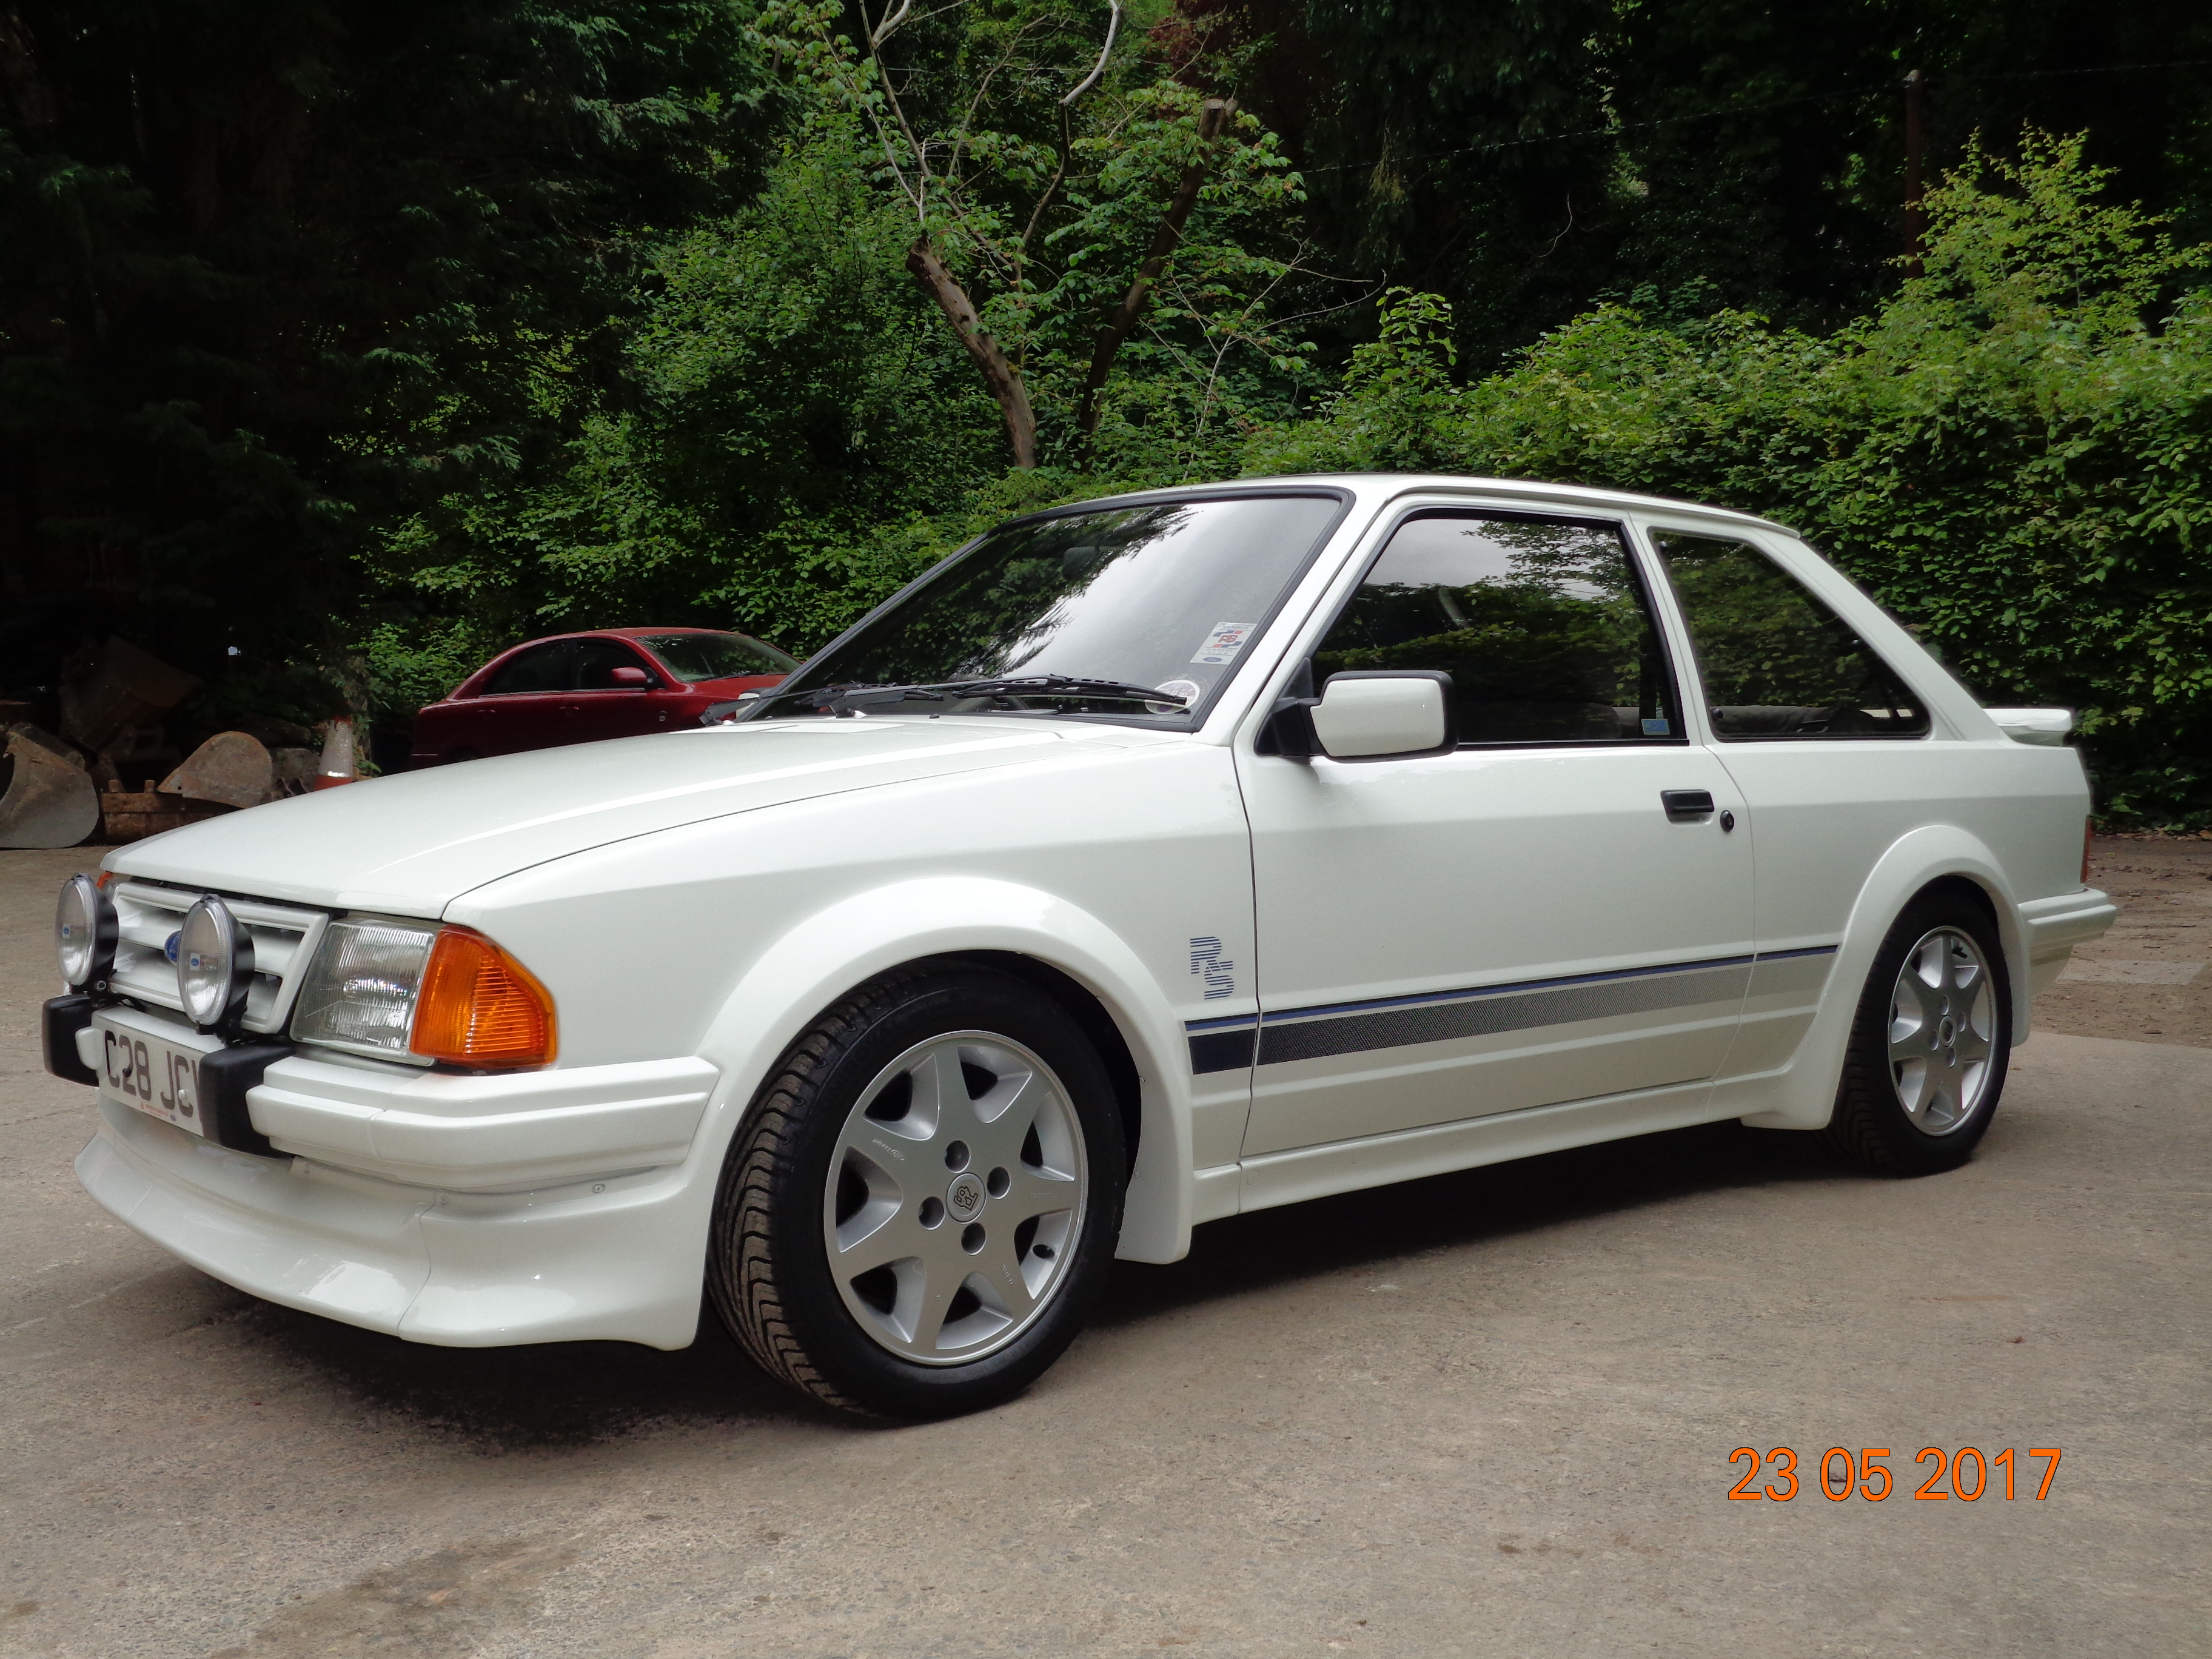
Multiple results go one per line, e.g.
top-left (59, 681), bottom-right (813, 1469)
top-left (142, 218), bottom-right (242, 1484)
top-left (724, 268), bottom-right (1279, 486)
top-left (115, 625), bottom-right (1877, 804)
top-left (76, 1007), bottom-right (717, 1192)
top-left (72, 1008), bottom-right (725, 1350)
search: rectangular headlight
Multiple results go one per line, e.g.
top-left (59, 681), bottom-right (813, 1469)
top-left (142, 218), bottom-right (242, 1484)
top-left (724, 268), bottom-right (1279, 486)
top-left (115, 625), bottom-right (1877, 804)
top-left (290, 920), bottom-right (438, 1057)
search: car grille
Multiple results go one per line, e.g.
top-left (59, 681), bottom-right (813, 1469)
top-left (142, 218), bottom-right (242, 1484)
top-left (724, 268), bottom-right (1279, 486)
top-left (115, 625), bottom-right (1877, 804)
top-left (109, 880), bottom-right (331, 1037)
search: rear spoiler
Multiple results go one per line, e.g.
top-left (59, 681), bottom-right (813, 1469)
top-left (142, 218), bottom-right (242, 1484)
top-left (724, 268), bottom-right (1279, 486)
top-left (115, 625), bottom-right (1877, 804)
top-left (1984, 708), bottom-right (2073, 746)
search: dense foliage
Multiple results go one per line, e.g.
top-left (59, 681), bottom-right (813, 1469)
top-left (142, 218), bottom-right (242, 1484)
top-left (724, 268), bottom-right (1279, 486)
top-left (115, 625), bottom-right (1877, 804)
top-left (6, 1), bottom-right (2211, 820)
top-left (1185, 0), bottom-right (2212, 366)
top-left (1249, 135), bottom-right (2212, 820)
top-left (1, 0), bottom-right (771, 729)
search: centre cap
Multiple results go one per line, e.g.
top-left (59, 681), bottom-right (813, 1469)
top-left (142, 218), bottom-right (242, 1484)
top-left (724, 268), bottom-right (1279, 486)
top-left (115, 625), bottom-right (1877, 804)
top-left (946, 1171), bottom-right (986, 1222)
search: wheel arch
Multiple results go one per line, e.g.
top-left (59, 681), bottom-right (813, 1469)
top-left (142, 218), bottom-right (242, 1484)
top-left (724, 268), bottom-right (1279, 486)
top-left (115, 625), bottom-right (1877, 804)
top-left (688, 876), bottom-right (1198, 1266)
top-left (1739, 825), bottom-right (2026, 1131)
top-left (942, 950), bottom-right (1144, 1180)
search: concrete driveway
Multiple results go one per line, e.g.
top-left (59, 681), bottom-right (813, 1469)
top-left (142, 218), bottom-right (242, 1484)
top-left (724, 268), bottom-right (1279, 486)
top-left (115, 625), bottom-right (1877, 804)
top-left (1, 845), bottom-right (2205, 1658)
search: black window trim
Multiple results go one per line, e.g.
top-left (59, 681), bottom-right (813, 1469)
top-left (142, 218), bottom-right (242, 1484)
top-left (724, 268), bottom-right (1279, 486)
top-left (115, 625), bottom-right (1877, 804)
top-left (1305, 502), bottom-right (1694, 754)
top-left (749, 484), bottom-right (1356, 732)
top-left (1638, 523), bottom-right (1935, 745)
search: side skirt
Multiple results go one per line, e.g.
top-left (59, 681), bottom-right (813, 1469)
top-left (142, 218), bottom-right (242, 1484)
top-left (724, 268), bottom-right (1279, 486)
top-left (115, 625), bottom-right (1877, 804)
top-left (1231, 1076), bottom-right (1731, 1218)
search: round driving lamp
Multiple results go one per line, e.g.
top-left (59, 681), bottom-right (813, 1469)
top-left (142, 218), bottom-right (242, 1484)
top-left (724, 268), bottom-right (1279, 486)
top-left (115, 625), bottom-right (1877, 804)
top-left (176, 896), bottom-right (255, 1033)
top-left (55, 874), bottom-right (118, 991)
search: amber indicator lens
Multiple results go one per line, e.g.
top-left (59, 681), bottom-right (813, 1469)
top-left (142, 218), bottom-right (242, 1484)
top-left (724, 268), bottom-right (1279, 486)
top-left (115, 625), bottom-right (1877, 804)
top-left (410, 927), bottom-right (557, 1067)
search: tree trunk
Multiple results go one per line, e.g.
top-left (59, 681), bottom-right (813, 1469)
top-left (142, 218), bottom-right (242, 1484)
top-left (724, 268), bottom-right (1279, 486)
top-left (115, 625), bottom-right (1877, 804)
top-left (906, 236), bottom-right (1038, 469)
top-left (1074, 96), bottom-right (1233, 459)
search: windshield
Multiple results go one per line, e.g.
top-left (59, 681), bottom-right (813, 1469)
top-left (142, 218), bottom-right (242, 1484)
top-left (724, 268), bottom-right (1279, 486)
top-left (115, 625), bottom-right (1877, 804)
top-left (760, 494), bottom-right (1343, 722)
top-left (637, 632), bottom-right (797, 683)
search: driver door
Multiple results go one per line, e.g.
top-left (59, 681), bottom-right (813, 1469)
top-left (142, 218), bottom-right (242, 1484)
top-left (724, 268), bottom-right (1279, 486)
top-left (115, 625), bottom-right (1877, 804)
top-left (1236, 507), bottom-right (1755, 1158)
top-left (563, 638), bottom-right (665, 744)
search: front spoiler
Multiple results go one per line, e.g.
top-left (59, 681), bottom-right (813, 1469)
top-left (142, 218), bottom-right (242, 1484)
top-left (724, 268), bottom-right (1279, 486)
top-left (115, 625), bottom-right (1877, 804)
top-left (76, 1098), bottom-right (712, 1350)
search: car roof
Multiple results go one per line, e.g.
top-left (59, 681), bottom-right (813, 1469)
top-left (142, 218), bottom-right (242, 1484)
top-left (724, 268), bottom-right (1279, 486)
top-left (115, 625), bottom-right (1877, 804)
top-left (490, 626), bottom-right (754, 654)
top-left (1014, 473), bottom-right (1803, 540)
top-left (469, 628), bottom-right (784, 680)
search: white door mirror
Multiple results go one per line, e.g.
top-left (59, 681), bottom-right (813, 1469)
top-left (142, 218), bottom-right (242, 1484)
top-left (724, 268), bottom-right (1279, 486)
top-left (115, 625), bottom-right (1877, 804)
top-left (1984, 707), bottom-right (2073, 746)
top-left (1309, 671), bottom-right (1455, 759)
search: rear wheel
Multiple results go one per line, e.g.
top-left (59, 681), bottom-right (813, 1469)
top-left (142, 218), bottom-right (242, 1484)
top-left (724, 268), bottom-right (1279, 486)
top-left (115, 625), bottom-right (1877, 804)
top-left (1822, 891), bottom-right (2011, 1175)
top-left (708, 964), bottom-right (1126, 1418)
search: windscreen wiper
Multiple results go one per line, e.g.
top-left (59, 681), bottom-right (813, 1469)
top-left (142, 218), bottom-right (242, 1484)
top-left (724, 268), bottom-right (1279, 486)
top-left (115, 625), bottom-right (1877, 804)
top-left (748, 675), bottom-right (1190, 718)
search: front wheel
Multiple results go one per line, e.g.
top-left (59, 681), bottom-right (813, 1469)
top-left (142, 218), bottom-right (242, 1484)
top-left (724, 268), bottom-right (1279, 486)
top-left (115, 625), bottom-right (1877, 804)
top-left (1822, 890), bottom-right (2012, 1175)
top-left (708, 964), bottom-right (1126, 1418)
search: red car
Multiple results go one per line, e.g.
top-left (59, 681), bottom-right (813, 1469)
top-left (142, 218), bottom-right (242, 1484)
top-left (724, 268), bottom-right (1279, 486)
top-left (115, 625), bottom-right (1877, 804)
top-left (409, 628), bottom-right (799, 766)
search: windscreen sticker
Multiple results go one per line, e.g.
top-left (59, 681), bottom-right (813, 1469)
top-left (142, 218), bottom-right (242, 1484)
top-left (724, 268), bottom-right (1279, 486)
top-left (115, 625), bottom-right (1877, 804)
top-left (1148, 679), bottom-right (1202, 713)
top-left (1190, 622), bottom-right (1258, 665)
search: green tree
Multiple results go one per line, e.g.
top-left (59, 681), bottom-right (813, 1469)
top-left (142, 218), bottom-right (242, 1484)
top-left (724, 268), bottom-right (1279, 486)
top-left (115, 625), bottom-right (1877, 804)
top-left (1, 0), bottom-right (770, 735)
top-left (1247, 132), bottom-right (2212, 825)
top-left (753, 0), bottom-right (1310, 470)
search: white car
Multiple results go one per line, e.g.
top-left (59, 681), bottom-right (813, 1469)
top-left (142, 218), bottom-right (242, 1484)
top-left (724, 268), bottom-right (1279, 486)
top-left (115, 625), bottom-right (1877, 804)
top-left (43, 475), bottom-right (2116, 1417)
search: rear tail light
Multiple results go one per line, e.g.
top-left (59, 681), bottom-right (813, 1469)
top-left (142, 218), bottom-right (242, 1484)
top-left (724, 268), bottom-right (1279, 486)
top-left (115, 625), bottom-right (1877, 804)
top-left (411, 927), bottom-right (557, 1068)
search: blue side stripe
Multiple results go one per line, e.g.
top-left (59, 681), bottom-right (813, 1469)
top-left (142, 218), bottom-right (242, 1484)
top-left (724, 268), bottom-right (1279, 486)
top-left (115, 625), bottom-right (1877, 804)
top-left (1185, 1012), bottom-right (1260, 1033)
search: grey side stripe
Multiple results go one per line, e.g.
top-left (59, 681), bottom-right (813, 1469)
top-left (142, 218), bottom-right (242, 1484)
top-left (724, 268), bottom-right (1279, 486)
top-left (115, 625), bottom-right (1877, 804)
top-left (1255, 961), bottom-right (1752, 1067)
top-left (1184, 945), bottom-right (1837, 1074)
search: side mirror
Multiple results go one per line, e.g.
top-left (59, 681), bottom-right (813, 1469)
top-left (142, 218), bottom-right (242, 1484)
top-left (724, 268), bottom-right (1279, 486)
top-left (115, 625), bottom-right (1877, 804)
top-left (1311, 671), bottom-right (1453, 758)
top-left (1264, 670), bottom-right (1455, 760)
top-left (610, 666), bottom-right (652, 688)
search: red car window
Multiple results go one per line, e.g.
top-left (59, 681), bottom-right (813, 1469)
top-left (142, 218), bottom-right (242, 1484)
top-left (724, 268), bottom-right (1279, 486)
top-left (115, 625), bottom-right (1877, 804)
top-left (573, 638), bottom-right (655, 689)
top-left (483, 641), bottom-right (574, 694)
top-left (634, 632), bottom-right (796, 682)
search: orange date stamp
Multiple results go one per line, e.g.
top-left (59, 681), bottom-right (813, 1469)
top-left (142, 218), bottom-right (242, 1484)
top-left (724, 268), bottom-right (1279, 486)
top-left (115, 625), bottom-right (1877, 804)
top-left (1728, 1446), bottom-right (2061, 1502)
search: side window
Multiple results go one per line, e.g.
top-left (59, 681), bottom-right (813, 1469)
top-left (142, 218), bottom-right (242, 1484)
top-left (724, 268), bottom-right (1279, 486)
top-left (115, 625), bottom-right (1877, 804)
top-left (1313, 511), bottom-right (1681, 746)
top-left (572, 639), bottom-right (653, 689)
top-left (1649, 531), bottom-right (1931, 740)
top-left (482, 641), bottom-right (573, 695)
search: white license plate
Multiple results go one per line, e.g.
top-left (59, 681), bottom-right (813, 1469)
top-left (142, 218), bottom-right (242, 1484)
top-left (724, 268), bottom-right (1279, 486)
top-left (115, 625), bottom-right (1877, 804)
top-left (96, 1017), bottom-right (212, 1138)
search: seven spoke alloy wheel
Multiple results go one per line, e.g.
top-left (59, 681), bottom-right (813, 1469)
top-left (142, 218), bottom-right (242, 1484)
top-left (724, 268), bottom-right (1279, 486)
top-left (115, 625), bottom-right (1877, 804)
top-left (825, 1033), bottom-right (1086, 1363)
top-left (1825, 891), bottom-right (2012, 1175)
top-left (1885, 928), bottom-right (1996, 1133)
top-left (710, 964), bottom-right (1125, 1418)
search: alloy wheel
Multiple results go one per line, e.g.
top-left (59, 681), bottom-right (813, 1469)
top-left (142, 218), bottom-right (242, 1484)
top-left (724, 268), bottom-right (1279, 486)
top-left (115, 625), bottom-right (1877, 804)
top-left (1886, 927), bottom-right (1997, 1135)
top-left (822, 1033), bottom-right (1087, 1364)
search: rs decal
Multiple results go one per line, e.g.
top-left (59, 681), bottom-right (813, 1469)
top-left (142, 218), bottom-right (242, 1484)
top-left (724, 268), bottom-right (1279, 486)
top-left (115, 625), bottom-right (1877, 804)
top-left (1188, 936), bottom-right (1236, 1000)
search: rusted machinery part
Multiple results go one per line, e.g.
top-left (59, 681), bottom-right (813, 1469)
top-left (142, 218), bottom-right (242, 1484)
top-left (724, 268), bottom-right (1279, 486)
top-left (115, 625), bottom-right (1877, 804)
top-left (0, 730), bottom-right (100, 848)
top-left (159, 731), bottom-right (276, 810)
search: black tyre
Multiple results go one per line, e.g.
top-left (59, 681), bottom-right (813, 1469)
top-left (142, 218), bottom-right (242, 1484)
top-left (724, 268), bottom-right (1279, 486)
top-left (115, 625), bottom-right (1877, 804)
top-left (1822, 889), bottom-right (2012, 1176)
top-left (708, 963), bottom-right (1127, 1418)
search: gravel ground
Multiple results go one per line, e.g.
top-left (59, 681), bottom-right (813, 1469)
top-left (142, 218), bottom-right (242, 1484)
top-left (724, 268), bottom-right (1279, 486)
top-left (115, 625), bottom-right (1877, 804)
top-left (1, 842), bottom-right (2206, 1658)
top-left (2036, 836), bottom-right (2212, 1047)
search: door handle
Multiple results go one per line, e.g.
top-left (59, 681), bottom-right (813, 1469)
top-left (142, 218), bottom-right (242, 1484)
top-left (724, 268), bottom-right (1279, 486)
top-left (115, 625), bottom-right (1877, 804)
top-left (1661, 789), bottom-right (1715, 820)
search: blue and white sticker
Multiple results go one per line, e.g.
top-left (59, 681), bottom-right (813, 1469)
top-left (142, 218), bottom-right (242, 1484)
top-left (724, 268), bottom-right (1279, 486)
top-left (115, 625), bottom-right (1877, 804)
top-left (1190, 622), bottom-right (1258, 666)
